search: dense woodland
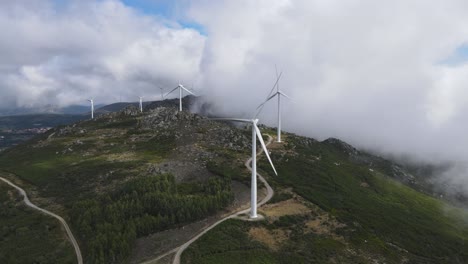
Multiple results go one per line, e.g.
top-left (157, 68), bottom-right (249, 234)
top-left (70, 173), bottom-right (233, 263)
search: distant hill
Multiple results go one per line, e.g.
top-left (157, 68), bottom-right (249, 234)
top-left (0, 114), bottom-right (86, 130)
top-left (0, 104), bottom-right (93, 116)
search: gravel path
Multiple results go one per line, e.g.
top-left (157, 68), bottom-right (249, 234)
top-left (171, 135), bottom-right (275, 264)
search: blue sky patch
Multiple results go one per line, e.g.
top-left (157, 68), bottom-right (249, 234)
top-left (440, 44), bottom-right (468, 66)
top-left (121, 0), bottom-right (206, 35)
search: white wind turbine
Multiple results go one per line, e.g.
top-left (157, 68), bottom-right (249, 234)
top-left (165, 83), bottom-right (195, 111)
top-left (138, 96), bottom-right (144, 113)
top-left (257, 68), bottom-right (291, 142)
top-left (87, 99), bottom-right (94, 119)
top-left (211, 118), bottom-right (277, 218)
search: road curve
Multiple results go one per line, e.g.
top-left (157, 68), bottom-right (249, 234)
top-left (171, 135), bottom-right (275, 264)
top-left (0, 176), bottom-right (83, 264)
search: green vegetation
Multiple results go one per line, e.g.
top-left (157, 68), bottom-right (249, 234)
top-left (182, 218), bottom-right (359, 264)
top-left (0, 109), bottom-right (241, 263)
top-left (268, 135), bottom-right (468, 263)
top-left (4, 108), bottom-right (468, 264)
top-left (71, 173), bottom-right (233, 263)
top-left (182, 219), bottom-right (278, 264)
top-left (183, 134), bottom-right (468, 264)
top-left (0, 183), bottom-right (75, 264)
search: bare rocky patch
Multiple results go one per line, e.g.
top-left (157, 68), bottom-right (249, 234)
top-left (248, 227), bottom-right (288, 251)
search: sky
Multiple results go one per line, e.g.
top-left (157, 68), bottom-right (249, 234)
top-left (2, 0), bottom-right (468, 191)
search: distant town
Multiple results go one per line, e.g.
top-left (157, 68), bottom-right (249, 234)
top-left (0, 127), bottom-right (52, 152)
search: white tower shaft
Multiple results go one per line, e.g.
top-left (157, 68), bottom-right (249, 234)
top-left (251, 124), bottom-right (257, 218)
top-left (91, 101), bottom-right (94, 119)
top-left (139, 98), bottom-right (143, 113)
top-left (277, 94), bottom-right (281, 142)
top-left (179, 87), bottom-right (182, 111)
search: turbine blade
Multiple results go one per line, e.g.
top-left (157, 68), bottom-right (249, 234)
top-left (181, 86), bottom-right (195, 95)
top-left (255, 71), bottom-right (283, 118)
top-left (254, 123), bottom-right (278, 175)
top-left (164, 86), bottom-right (179, 97)
top-left (210, 118), bottom-right (252, 123)
top-left (279, 91), bottom-right (291, 100)
top-left (266, 72), bottom-right (282, 99)
top-left (256, 92), bottom-right (278, 110)
top-left (254, 105), bottom-right (265, 119)
top-left (275, 65), bottom-right (280, 92)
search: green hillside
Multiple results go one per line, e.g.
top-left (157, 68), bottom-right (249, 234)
top-left (0, 181), bottom-right (75, 264)
top-left (182, 134), bottom-right (468, 264)
top-left (0, 106), bottom-right (250, 263)
top-left (1, 105), bottom-right (467, 264)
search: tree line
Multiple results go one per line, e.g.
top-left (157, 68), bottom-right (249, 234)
top-left (70, 173), bottom-right (233, 263)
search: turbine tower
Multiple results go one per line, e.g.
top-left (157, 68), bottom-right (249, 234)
top-left (257, 69), bottom-right (291, 142)
top-left (211, 118), bottom-right (277, 218)
top-left (165, 83), bottom-right (195, 111)
top-left (159, 87), bottom-right (165, 100)
top-left (139, 96), bottom-right (144, 113)
top-left (87, 99), bottom-right (94, 119)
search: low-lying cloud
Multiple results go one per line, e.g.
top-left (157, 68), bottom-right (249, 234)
top-left (1, 0), bottom-right (468, 193)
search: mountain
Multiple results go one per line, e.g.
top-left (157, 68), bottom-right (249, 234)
top-left (0, 97), bottom-right (201, 152)
top-left (0, 104), bottom-right (467, 264)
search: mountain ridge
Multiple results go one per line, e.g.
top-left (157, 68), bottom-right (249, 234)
top-left (0, 104), bottom-right (467, 263)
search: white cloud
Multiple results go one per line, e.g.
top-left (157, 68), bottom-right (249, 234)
top-left (2, 0), bottom-right (468, 189)
top-left (0, 0), bottom-right (205, 107)
top-left (187, 0), bottom-right (468, 161)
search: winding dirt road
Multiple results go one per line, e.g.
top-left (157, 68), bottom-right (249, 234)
top-left (171, 135), bottom-right (275, 264)
top-left (0, 176), bottom-right (83, 264)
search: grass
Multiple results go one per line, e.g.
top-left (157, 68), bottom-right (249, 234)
top-left (0, 123), bottom-right (176, 205)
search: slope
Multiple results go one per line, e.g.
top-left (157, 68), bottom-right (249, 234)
top-left (181, 133), bottom-right (468, 264)
top-left (0, 105), bottom-right (252, 263)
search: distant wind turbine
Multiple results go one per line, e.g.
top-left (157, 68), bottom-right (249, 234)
top-left (257, 68), bottom-right (291, 142)
top-left (211, 118), bottom-right (277, 218)
top-left (139, 96), bottom-right (144, 113)
top-left (165, 83), bottom-right (195, 111)
top-left (158, 86), bottom-right (165, 100)
top-left (87, 99), bottom-right (94, 119)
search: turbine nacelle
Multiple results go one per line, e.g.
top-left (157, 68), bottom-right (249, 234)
top-left (164, 83), bottom-right (196, 112)
top-left (256, 67), bottom-right (292, 143)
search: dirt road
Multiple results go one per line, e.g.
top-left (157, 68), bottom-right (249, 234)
top-left (171, 135), bottom-right (275, 264)
top-left (0, 176), bottom-right (83, 264)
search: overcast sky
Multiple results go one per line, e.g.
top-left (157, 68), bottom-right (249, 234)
top-left (2, 0), bottom-right (468, 172)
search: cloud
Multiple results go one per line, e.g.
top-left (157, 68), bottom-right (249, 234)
top-left (0, 0), bottom-right (205, 107)
top-left (187, 0), bottom-right (468, 161)
top-left (1, 0), bottom-right (468, 191)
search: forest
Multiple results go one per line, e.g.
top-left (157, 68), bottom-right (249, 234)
top-left (70, 173), bottom-right (233, 263)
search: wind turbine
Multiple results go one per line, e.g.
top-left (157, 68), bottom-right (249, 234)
top-left (87, 99), bottom-right (94, 119)
top-left (211, 118), bottom-right (277, 218)
top-left (138, 96), bottom-right (144, 113)
top-left (159, 87), bottom-right (165, 100)
top-left (257, 68), bottom-right (291, 142)
top-left (165, 83), bottom-right (195, 111)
